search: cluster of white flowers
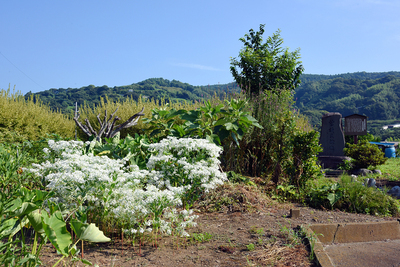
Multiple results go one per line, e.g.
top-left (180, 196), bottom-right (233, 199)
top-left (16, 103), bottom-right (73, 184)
top-left (27, 141), bottom-right (145, 208)
top-left (26, 137), bottom-right (225, 238)
top-left (147, 136), bottom-right (223, 167)
top-left (146, 137), bottom-right (227, 204)
top-left (163, 208), bottom-right (198, 237)
top-left (46, 139), bottom-right (87, 157)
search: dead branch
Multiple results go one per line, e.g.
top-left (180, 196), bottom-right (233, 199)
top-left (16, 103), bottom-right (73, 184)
top-left (74, 107), bottom-right (145, 141)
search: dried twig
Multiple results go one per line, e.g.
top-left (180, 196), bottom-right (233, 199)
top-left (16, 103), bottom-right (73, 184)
top-left (74, 107), bottom-right (145, 141)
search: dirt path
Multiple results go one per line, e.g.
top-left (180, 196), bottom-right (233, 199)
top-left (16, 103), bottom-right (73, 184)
top-left (40, 203), bottom-right (397, 267)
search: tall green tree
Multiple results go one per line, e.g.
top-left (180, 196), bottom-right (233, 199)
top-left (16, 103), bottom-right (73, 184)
top-left (230, 24), bottom-right (304, 94)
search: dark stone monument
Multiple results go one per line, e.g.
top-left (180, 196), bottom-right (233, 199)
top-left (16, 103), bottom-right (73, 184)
top-left (318, 112), bottom-right (350, 169)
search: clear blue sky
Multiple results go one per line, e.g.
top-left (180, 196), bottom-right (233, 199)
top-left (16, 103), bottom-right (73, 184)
top-left (1, 0), bottom-right (400, 95)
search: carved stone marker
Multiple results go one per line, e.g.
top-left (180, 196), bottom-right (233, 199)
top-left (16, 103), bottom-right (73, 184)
top-left (318, 112), bottom-right (350, 169)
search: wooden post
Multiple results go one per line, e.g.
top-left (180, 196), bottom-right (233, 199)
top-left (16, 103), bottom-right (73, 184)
top-left (354, 135), bottom-right (358, 144)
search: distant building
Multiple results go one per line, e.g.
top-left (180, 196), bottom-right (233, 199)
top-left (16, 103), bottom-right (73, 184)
top-left (382, 124), bottom-right (400, 130)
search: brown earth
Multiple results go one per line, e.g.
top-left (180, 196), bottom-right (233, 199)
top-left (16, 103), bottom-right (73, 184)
top-left (39, 180), bottom-right (399, 267)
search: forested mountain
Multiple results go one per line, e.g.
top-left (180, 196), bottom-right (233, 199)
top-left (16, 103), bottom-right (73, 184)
top-left (25, 72), bottom-right (400, 140)
top-left (294, 72), bottom-right (400, 127)
top-left (300, 71), bottom-right (400, 83)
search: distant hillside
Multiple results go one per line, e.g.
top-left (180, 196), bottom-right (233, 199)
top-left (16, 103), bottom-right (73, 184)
top-left (300, 71), bottom-right (400, 83)
top-left (25, 78), bottom-right (240, 115)
top-left (294, 72), bottom-right (400, 127)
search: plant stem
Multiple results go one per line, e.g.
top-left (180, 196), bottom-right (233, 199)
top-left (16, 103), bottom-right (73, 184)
top-left (52, 256), bottom-right (65, 267)
top-left (121, 230), bottom-right (124, 256)
top-left (31, 231), bottom-right (38, 256)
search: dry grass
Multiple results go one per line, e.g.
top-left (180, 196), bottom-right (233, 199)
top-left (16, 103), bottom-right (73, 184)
top-left (249, 242), bottom-right (311, 267)
top-left (194, 182), bottom-right (290, 214)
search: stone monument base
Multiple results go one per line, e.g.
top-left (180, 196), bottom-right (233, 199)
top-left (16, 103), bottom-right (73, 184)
top-left (318, 156), bottom-right (351, 169)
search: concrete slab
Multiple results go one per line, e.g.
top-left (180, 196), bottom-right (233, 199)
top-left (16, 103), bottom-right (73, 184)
top-left (305, 221), bottom-right (400, 267)
top-left (324, 240), bottom-right (400, 267)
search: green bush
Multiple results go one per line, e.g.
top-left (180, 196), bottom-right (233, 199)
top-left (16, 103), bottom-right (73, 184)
top-left (0, 87), bottom-right (75, 143)
top-left (341, 177), bottom-right (398, 216)
top-left (223, 90), bottom-right (320, 191)
top-left (306, 175), bottom-right (399, 216)
top-left (289, 131), bottom-right (323, 190)
top-left (344, 140), bottom-right (387, 169)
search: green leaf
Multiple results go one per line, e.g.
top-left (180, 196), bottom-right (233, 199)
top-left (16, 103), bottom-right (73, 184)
top-left (12, 202), bottom-right (38, 219)
top-left (5, 198), bottom-right (22, 213)
top-left (32, 189), bottom-right (52, 202)
top-left (70, 219), bottom-right (110, 243)
top-left (327, 192), bottom-right (341, 207)
top-left (181, 110), bottom-right (201, 122)
top-left (16, 253), bottom-right (38, 265)
top-left (0, 217), bottom-right (21, 238)
top-left (214, 117), bottom-right (230, 127)
top-left (169, 109), bottom-right (187, 117)
top-left (27, 209), bottom-right (44, 234)
top-left (80, 258), bottom-right (93, 265)
top-left (41, 211), bottom-right (72, 256)
top-left (75, 206), bottom-right (88, 223)
top-left (224, 122), bottom-right (239, 131)
top-left (231, 132), bottom-right (240, 147)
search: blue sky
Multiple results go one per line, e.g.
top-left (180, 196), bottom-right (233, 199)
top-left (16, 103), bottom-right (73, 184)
top-left (1, 0), bottom-right (400, 95)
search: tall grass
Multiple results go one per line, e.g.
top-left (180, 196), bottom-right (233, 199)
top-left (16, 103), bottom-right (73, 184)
top-left (0, 86), bottom-right (75, 143)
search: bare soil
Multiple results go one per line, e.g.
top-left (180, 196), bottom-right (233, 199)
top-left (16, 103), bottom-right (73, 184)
top-left (39, 180), bottom-right (399, 267)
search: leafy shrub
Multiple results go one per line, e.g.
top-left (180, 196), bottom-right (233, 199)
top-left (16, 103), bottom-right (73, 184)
top-left (344, 140), bottom-right (387, 169)
top-left (226, 171), bottom-right (253, 185)
top-left (306, 182), bottom-right (343, 209)
top-left (337, 158), bottom-right (354, 171)
top-left (0, 87), bottom-right (74, 143)
top-left (340, 176), bottom-right (399, 216)
top-left (273, 184), bottom-right (298, 202)
top-left (306, 175), bottom-right (399, 216)
top-left (0, 140), bottom-right (53, 195)
top-left (224, 90), bottom-right (320, 191)
top-left (143, 98), bottom-right (262, 146)
top-left (0, 187), bottom-right (109, 266)
top-left (88, 133), bottom-right (155, 169)
top-left (289, 131), bottom-right (323, 190)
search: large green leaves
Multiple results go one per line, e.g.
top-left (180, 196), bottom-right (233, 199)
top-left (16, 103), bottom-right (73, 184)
top-left (27, 209), bottom-right (45, 234)
top-left (143, 98), bottom-right (262, 147)
top-left (70, 219), bottom-right (110, 243)
top-left (41, 211), bottom-right (72, 256)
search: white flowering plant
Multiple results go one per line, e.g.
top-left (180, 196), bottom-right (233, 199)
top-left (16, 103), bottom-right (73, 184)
top-left (146, 137), bottom-right (227, 208)
top-left (25, 136), bottom-right (226, 244)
